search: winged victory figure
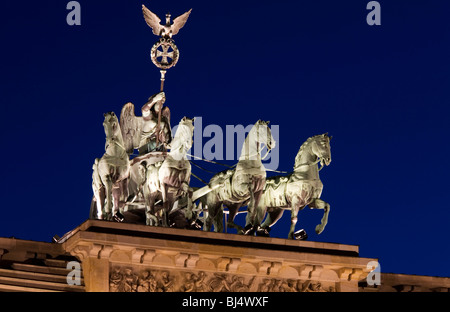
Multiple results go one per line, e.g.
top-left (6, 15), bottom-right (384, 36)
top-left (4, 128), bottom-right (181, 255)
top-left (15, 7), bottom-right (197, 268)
top-left (120, 92), bottom-right (172, 155)
top-left (142, 5), bottom-right (192, 39)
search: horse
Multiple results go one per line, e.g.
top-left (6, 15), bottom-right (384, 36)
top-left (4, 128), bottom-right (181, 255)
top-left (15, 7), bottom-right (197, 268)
top-left (143, 117), bottom-right (195, 226)
top-left (255, 133), bottom-right (332, 239)
top-left (203, 120), bottom-right (275, 234)
top-left (92, 112), bottom-right (130, 220)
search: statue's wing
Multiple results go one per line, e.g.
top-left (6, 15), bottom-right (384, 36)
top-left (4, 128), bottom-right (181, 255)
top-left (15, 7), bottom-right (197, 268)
top-left (142, 5), bottom-right (163, 36)
top-left (120, 103), bottom-right (142, 155)
top-left (171, 9), bottom-right (192, 36)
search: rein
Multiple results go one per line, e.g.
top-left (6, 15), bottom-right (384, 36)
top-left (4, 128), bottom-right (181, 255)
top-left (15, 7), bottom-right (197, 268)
top-left (293, 139), bottom-right (329, 172)
top-left (187, 152), bottom-right (287, 174)
top-left (187, 153), bottom-right (235, 168)
top-left (241, 144), bottom-right (268, 161)
top-left (106, 137), bottom-right (126, 152)
top-left (293, 157), bottom-right (325, 172)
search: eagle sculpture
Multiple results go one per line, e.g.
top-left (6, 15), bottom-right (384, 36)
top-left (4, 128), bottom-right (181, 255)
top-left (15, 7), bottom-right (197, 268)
top-left (142, 5), bottom-right (192, 39)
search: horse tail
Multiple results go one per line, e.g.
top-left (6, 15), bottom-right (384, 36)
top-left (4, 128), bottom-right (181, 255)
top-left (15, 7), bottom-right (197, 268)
top-left (92, 158), bottom-right (101, 188)
top-left (89, 196), bottom-right (97, 220)
top-left (91, 159), bottom-right (102, 220)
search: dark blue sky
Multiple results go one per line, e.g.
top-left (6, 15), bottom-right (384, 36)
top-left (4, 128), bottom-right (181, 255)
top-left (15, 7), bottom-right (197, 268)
top-left (1, 0), bottom-right (449, 278)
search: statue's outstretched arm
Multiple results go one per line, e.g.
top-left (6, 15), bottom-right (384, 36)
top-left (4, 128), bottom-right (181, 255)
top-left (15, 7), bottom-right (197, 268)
top-left (142, 92), bottom-right (166, 112)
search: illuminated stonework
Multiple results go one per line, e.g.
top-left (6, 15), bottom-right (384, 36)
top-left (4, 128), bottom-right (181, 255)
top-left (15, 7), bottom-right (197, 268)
top-left (63, 220), bottom-right (371, 292)
top-left (0, 220), bottom-right (449, 292)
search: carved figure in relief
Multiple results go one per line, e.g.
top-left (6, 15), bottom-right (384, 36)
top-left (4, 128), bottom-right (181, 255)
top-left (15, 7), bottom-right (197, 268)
top-left (109, 267), bottom-right (123, 292)
top-left (181, 272), bottom-right (195, 292)
top-left (123, 268), bottom-right (137, 292)
top-left (209, 273), bottom-right (232, 292)
top-left (230, 276), bottom-right (255, 292)
top-left (206, 273), bottom-right (254, 292)
top-left (270, 279), bottom-right (285, 292)
top-left (300, 280), bottom-right (326, 292)
top-left (193, 271), bottom-right (207, 292)
top-left (258, 278), bottom-right (272, 292)
top-left (283, 280), bottom-right (298, 292)
top-left (158, 271), bottom-right (175, 292)
top-left (137, 270), bottom-right (157, 292)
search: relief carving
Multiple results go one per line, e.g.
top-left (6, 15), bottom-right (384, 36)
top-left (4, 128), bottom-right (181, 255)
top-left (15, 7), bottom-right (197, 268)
top-left (208, 273), bottom-right (255, 292)
top-left (257, 278), bottom-right (335, 292)
top-left (109, 266), bottom-right (335, 292)
top-left (110, 267), bottom-right (174, 292)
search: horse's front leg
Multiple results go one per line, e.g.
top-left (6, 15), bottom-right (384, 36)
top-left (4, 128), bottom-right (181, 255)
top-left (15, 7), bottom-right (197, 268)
top-left (184, 188), bottom-right (194, 222)
top-left (112, 186), bottom-right (121, 218)
top-left (288, 197), bottom-right (305, 239)
top-left (205, 201), bottom-right (223, 233)
top-left (258, 207), bottom-right (284, 237)
top-left (309, 198), bottom-right (330, 234)
top-left (251, 189), bottom-right (264, 226)
top-left (103, 176), bottom-right (113, 220)
top-left (160, 183), bottom-right (171, 227)
top-left (244, 193), bottom-right (263, 235)
top-left (244, 177), bottom-right (265, 234)
top-left (118, 178), bottom-right (129, 214)
top-left (93, 184), bottom-right (105, 220)
top-left (227, 203), bottom-right (244, 234)
top-left (145, 192), bottom-right (158, 226)
top-left (179, 181), bottom-right (193, 222)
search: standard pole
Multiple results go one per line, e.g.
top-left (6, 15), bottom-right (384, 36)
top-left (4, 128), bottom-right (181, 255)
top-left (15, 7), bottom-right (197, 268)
top-left (160, 70), bottom-right (166, 92)
top-left (156, 70), bottom-right (166, 148)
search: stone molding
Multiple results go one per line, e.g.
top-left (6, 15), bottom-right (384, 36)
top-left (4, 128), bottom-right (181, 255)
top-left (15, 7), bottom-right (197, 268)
top-left (1, 223), bottom-right (449, 292)
top-left (61, 220), bottom-right (378, 292)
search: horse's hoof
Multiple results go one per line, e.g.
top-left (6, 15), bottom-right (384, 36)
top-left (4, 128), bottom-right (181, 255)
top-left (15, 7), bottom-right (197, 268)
top-left (189, 219), bottom-right (203, 230)
top-left (315, 224), bottom-right (325, 234)
top-left (293, 229), bottom-right (308, 240)
top-left (256, 226), bottom-right (271, 237)
top-left (113, 212), bottom-right (125, 223)
top-left (243, 224), bottom-right (256, 235)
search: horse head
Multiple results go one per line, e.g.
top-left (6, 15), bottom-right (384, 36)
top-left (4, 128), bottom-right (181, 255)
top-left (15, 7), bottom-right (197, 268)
top-left (239, 120), bottom-right (276, 161)
top-left (103, 112), bottom-right (121, 139)
top-left (311, 133), bottom-right (332, 167)
top-left (169, 116), bottom-right (195, 159)
top-left (255, 119), bottom-right (276, 152)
